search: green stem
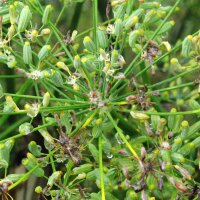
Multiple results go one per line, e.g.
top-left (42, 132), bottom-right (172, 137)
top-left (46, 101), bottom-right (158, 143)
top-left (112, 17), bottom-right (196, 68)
top-left (99, 135), bottom-right (106, 200)
top-left (93, 0), bottom-right (99, 53)
top-left (106, 112), bottom-right (140, 160)
top-left (148, 66), bottom-right (198, 89)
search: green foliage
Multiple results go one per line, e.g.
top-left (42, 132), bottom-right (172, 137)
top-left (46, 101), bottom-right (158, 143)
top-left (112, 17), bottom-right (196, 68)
top-left (0, 0), bottom-right (200, 199)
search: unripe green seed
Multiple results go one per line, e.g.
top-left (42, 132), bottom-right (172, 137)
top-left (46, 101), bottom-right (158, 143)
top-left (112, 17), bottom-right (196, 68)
top-left (171, 152), bottom-right (185, 163)
top-left (114, 18), bottom-right (123, 37)
top-left (8, 24), bottom-right (15, 40)
top-left (140, 2), bottom-right (160, 10)
top-left (38, 45), bottom-right (51, 61)
top-left (17, 6), bottom-right (32, 32)
top-left (73, 164), bottom-right (93, 175)
top-left (35, 186), bottom-right (42, 194)
top-left (129, 30), bottom-right (140, 48)
top-left (42, 5), bottom-right (53, 25)
top-left (47, 171), bottom-right (62, 188)
top-left (42, 92), bottom-right (50, 107)
top-left (97, 28), bottom-right (109, 49)
top-left (83, 36), bottom-right (96, 53)
top-left (23, 41), bottom-right (32, 65)
top-left (181, 35), bottom-right (193, 57)
top-left (124, 16), bottom-right (139, 30)
top-left (9, 5), bottom-right (16, 24)
top-left (158, 20), bottom-right (175, 35)
top-left (40, 28), bottom-right (51, 35)
top-left (130, 111), bottom-right (149, 120)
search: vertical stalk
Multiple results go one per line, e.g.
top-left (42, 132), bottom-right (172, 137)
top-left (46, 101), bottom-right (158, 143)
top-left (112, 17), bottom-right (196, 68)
top-left (92, 0), bottom-right (99, 54)
top-left (99, 135), bottom-right (106, 200)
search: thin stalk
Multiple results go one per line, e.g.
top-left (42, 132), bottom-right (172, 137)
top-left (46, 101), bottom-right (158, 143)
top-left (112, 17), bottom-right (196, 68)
top-left (106, 112), bottom-right (140, 160)
top-left (122, 109), bottom-right (200, 116)
top-left (148, 66), bottom-right (198, 89)
top-left (93, 0), bottom-right (99, 53)
top-left (99, 135), bottom-right (105, 200)
top-left (4, 93), bottom-right (87, 103)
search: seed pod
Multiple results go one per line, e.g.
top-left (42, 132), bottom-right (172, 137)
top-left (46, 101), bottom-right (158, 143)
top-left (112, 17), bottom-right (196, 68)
top-left (171, 152), bottom-right (185, 163)
top-left (111, 49), bottom-right (119, 65)
top-left (3, 96), bottom-right (19, 113)
top-left (0, 139), bottom-right (15, 169)
top-left (126, 0), bottom-right (135, 15)
top-left (143, 9), bottom-right (157, 25)
top-left (38, 45), bottom-right (51, 61)
top-left (77, 173), bottom-right (86, 180)
top-left (174, 165), bottom-right (191, 180)
top-left (180, 120), bottom-right (189, 138)
top-left (124, 8), bottom-right (143, 29)
top-left (23, 41), bottom-right (32, 65)
top-left (56, 61), bottom-right (70, 75)
top-left (74, 55), bottom-right (81, 68)
top-left (184, 121), bottom-right (200, 140)
top-left (129, 30), bottom-right (140, 48)
top-left (9, 4), bottom-right (16, 24)
top-left (28, 141), bottom-right (42, 157)
top-left (70, 30), bottom-right (78, 43)
top-left (19, 122), bottom-right (33, 135)
top-left (14, 1), bottom-right (25, 12)
top-left (151, 113), bottom-right (160, 131)
top-left (181, 35), bottom-right (193, 57)
top-left (7, 24), bottom-right (15, 40)
top-left (40, 28), bottom-right (51, 35)
top-left (17, 6), bottom-right (32, 32)
top-left (30, 30), bottom-right (38, 42)
top-left (72, 164), bottom-right (93, 175)
top-left (24, 103), bottom-right (40, 118)
top-left (172, 137), bottom-right (182, 152)
top-left (114, 18), bottom-right (123, 37)
top-left (168, 108), bottom-right (176, 130)
top-left (140, 2), bottom-right (160, 10)
top-left (47, 171), bottom-right (62, 188)
top-left (158, 20), bottom-right (175, 35)
top-left (0, 6), bottom-right (9, 15)
top-left (97, 28), bottom-right (109, 49)
top-left (88, 143), bottom-right (99, 163)
top-left (22, 157), bottom-right (44, 177)
top-left (113, 2), bottom-right (127, 19)
top-left (131, 112), bottom-right (149, 121)
top-left (42, 92), bottom-right (50, 107)
top-left (178, 142), bottom-right (195, 156)
top-left (35, 186), bottom-right (42, 194)
top-left (191, 136), bottom-right (200, 148)
top-left (86, 169), bottom-right (99, 180)
top-left (124, 16), bottom-right (139, 30)
top-left (188, 99), bottom-right (200, 110)
top-left (42, 4), bottom-right (53, 25)
top-left (83, 36), bottom-right (96, 53)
